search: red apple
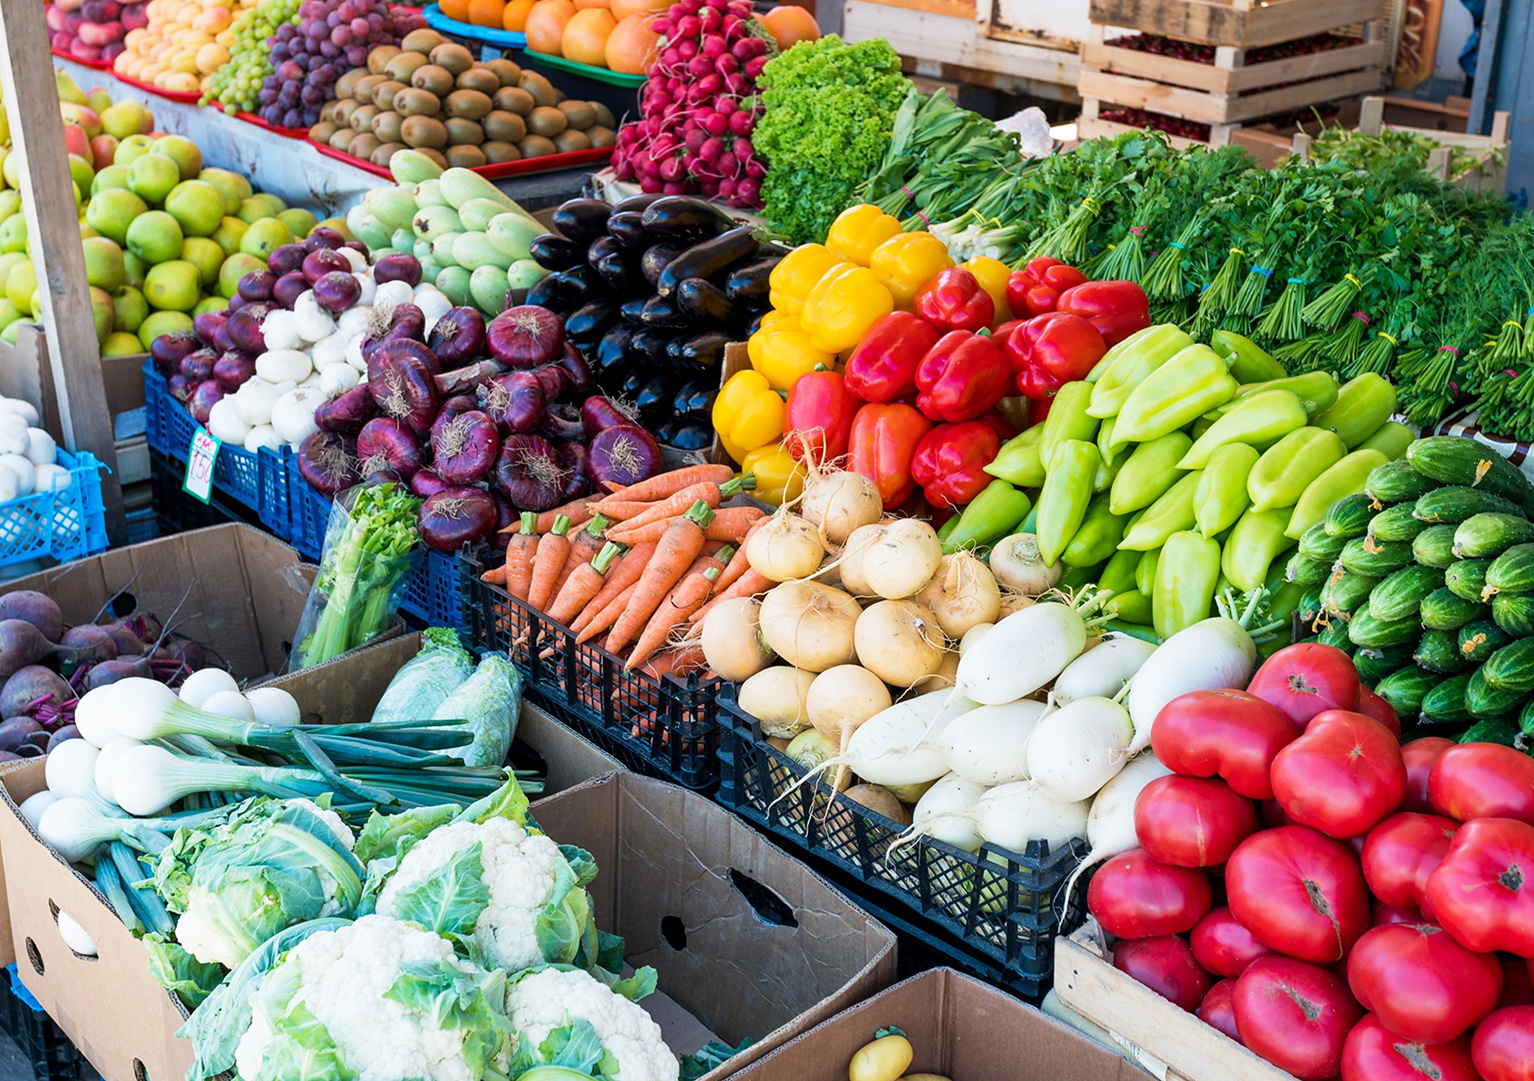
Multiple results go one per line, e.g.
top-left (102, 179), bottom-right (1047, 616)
top-left (89, 134), bottom-right (119, 171)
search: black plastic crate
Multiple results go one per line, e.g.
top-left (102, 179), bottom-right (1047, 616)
top-left (715, 684), bottom-right (1088, 996)
top-left (0, 966), bottom-right (96, 1081)
top-left (458, 548), bottom-right (723, 790)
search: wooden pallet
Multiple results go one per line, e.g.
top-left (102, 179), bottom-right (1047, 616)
top-left (1088, 0), bottom-right (1385, 48)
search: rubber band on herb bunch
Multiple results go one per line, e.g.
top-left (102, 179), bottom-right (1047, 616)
top-left (1352, 326), bottom-right (1400, 378)
top-left (1231, 262), bottom-right (1274, 320)
top-left (1302, 268), bottom-right (1366, 330)
top-left (1329, 311), bottom-right (1370, 369)
top-left (1254, 276), bottom-right (1308, 344)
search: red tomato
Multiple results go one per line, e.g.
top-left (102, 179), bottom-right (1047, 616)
top-left (1360, 812), bottom-right (1457, 918)
top-left (1226, 826), bottom-right (1371, 964)
top-left (1087, 849), bottom-right (1212, 939)
top-left (1261, 798), bottom-right (1296, 829)
top-left (1473, 1005), bottom-right (1534, 1081)
top-left (1270, 710), bottom-right (1407, 838)
top-left (1356, 685), bottom-right (1401, 737)
top-left (1247, 643), bottom-right (1362, 732)
top-left (1135, 776), bottom-right (1259, 868)
top-left (1198, 978), bottom-right (1240, 1042)
top-left (1233, 956), bottom-right (1363, 1081)
top-left (1500, 956), bottom-right (1534, 1008)
top-left (1374, 903), bottom-right (1422, 926)
top-left (1190, 906), bottom-right (1272, 978)
top-left (1150, 689), bottom-right (1297, 800)
top-left (1341, 1013), bottom-right (1479, 1081)
top-left (1112, 935), bottom-right (1212, 1012)
top-left (1423, 817), bottom-right (1534, 957)
top-left (1428, 743), bottom-right (1534, 825)
top-left (1346, 922), bottom-right (1503, 1043)
top-left (1401, 737), bottom-right (1455, 814)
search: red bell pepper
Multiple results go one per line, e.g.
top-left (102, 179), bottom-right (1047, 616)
top-left (911, 421), bottom-right (1002, 509)
top-left (843, 312), bottom-right (942, 403)
top-left (1003, 312), bottom-right (1109, 400)
top-left (783, 370), bottom-right (859, 467)
top-left (976, 410), bottom-right (1017, 443)
top-left (848, 403), bottom-right (932, 509)
top-left (1423, 817), bottom-right (1534, 958)
top-left (914, 330), bottom-right (1011, 423)
top-left (1057, 279), bottom-right (1152, 347)
top-left (913, 268), bottom-right (994, 333)
top-left (1005, 257), bottom-right (1088, 318)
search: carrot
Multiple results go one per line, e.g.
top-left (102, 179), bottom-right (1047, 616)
top-left (627, 546), bottom-right (734, 668)
top-left (500, 512), bottom-right (539, 602)
top-left (571, 542), bottom-right (655, 635)
top-left (605, 500), bottom-right (715, 654)
top-left (637, 642), bottom-right (706, 681)
top-left (529, 496), bottom-right (594, 534)
top-left (690, 568), bottom-right (774, 628)
top-left (577, 584), bottom-right (635, 643)
top-left (548, 514), bottom-right (608, 603)
top-left (606, 475), bottom-right (756, 533)
top-left (526, 514), bottom-right (574, 611)
top-left (708, 526), bottom-right (761, 598)
top-left (481, 565), bottom-right (508, 586)
top-left (703, 506), bottom-right (767, 542)
top-left (585, 498), bottom-right (659, 522)
top-left (590, 465), bottom-right (735, 511)
top-left (548, 542), bottom-right (624, 626)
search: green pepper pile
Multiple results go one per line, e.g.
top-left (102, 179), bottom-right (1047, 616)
top-left (973, 324), bottom-right (1408, 643)
top-left (1296, 436), bottom-right (1534, 744)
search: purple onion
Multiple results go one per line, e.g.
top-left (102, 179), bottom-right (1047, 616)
top-left (151, 331), bottom-right (198, 377)
top-left (273, 271), bottom-right (308, 309)
top-left (213, 351), bottom-right (256, 391)
top-left (492, 433), bottom-right (564, 511)
top-left (188, 381), bottom-right (225, 425)
top-left (356, 417), bottom-right (423, 480)
top-left (588, 423), bottom-right (662, 491)
top-left (418, 486), bottom-right (497, 551)
top-left (314, 271), bottom-right (362, 314)
top-left (581, 395), bottom-right (638, 439)
top-left (303, 249), bottom-right (350, 285)
top-left (227, 293), bottom-right (248, 313)
top-left (238, 270), bottom-right (276, 303)
top-left (268, 243), bottom-right (307, 276)
top-left (304, 227), bottom-right (345, 252)
top-left (191, 311), bottom-right (227, 346)
top-left (226, 304), bottom-right (268, 355)
top-left (478, 371), bottom-right (544, 434)
top-left (557, 342), bottom-right (594, 397)
top-left (486, 306), bottom-right (563, 369)
top-left (211, 320), bottom-right (235, 354)
top-left (314, 384), bottom-right (378, 434)
top-left (438, 394), bottom-right (478, 423)
top-left (373, 252), bottom-right (422, 287)
top-left (555, 441), bottom-right (589, 502)
top-left (168, 373), bottom-right (193, 402)
top-left (531, 365), bottom-right (566, 401)
top-left (181, 348), bottom-right (217, 383)
top-left (367, 352), bottom-right (440, 434)
top-left (430, 409), bottom-right (500, 485)
top-left (295, 430), bottom-right (361, 495)
top-left (425, 307), bottom-right (486, 368)
top-left (409, 468), bottom-right (452, 498)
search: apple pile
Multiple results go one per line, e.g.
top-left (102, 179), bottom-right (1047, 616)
top-left (46, 0), bottom-right (150, 66)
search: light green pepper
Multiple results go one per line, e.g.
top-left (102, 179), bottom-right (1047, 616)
top-left (1247, 427), bottom-right (1347, 511)
top-left (1357, 420), bottom-right (1415, 461)
top-left (1227, 370), bottom-right (1340, 417)
top-left (1312, 373), bottom-right (1397, 448)
top-left (1035, 439), bottom-right (1099, 566)
top-left (1039, 382), bottom-right (1098, 472)
top-left (1098, 416), bottom-right (1123, 468)
top-left (1087, 325), bottom-right (1197, 418)
top-left (1154, 531), bottom-right (1221, 638)
top-left (1099, 546), bottom-right (1140, 597)
top-left (944, 480), bottom-right (1032, 552)
top-left (1194, 443), bottom-right (1260, 538)
top-left (1121, 470), bottom-right (1203, 551)
top-left (1112, 344), bottom-right (1239, 447)
top-left (1135, 547), bottom-right (1159, 595)
top-left (1211, 329), bottom-right (1288, 384)
top-left (1285, 448), bottom-right (1390, 539)
top-left (984, 424), bottom-right (1044, 487)
top-left (1063, 493), bottom-right (1129, 568)
top-left (1109, 432), bottom-right (1193, 515)
top-left (1086, 325), bottom-right (1158, 382)
top-left (1222, 506), bottom-right (1297, 592)
top-left (1179, 389), bottom-right (1308, 469)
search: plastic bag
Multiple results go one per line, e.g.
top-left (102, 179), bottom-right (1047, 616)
top-left (370, 627), bottom-right (474, 725)
top-left (434, 653), bottom-right (523, 767)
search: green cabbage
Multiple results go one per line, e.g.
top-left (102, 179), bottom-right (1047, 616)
top-left (369, 627), bottom-right (473, 726)
top-left (433, 652), bottom-right (523, 767)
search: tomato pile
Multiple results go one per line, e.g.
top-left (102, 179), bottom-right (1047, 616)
top-left (1087, 641), bottom-right (1534, 1081)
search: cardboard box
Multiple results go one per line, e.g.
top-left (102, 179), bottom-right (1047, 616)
top-left (727, 967), bottom-right (1153, 1081)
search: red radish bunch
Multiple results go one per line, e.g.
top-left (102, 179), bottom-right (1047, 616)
top-left (611, 0), bottom-right (772, 207)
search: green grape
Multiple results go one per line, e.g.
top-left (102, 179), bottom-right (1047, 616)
top-left (201, 0), bottom-right (301, 113)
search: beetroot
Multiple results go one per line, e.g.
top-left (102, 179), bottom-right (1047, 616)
top-left (213, 352), bottom-right (256, 392)
top-left (425, 307), bottom-right (487, 368)
top-left (0, 592), bottom-right (63, 643)
top-left (418, 487), bottom-right (497, 551)
top-left (226, 305), bottom-right (268, 355)
top-left (85, 659), bottom-right (143, 691)
top-left (268, 243), bottom-right (308, 276)
top-left (314, 385), bottom-right (378, 433)
top-left (150, 332), bottom-right (198, 377)
top-left (368, 352), bottom-right (441, 434)
top-left (45, 726), bottom-right (80, 750)
top-left (0, 666), bottom-right (70, 719)
top-left (0, 620), bottom-right (74, 684)
top-left (0, 718), bottom-right (41, 753)
top-left (493, 434), bottom-right (565, 511)
top-left (409, 468), bottom-right (452, 498)
top-left (478, 372), bottom-right (544, 434)
top-left (430, 409), bottom-right (500, 485)
top-left (373, 252), bottom-right (422, 287)
top-left (59, 624), bottom-right (116, 664)
top-left (238, 270), bottom-right (276, 303)
top-left (189, 382), bottom-right (226, 425)
top-left (487, 306), bottom-right (564, 369)
top-left (295, 430), bottom-right (361, 495)
top-left (589, 423), bottom-right (662, 490)
top-left (356, 417), bottom-right (424, 480)
top-left (273, 270), bottom-right (308, 309)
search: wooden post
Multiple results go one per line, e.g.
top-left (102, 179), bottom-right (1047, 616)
top-left (0, 1), bottom-right (124, 544)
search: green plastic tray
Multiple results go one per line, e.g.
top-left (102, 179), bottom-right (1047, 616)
top-left (521, 49), bottom-right (648, 87)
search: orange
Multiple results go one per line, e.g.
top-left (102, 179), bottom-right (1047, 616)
top-left (763, 5), bottom-right (819, 48)
top-left (605, 12), bottom-right (658, 74)
top-left (573, 0), bottom-right (610, 10)
top-left (562, 7), bottom-right (616, 65)
top-left (610, 0), bottom-right (667, 20)
top-left (502, 0), bottom-right (536, 30)
top-left (439, 0), bottom-right (472, 21)
top-left (467, 0), bottom-right (505, 26)
top-left (525, 0), bottom-right (576, 54)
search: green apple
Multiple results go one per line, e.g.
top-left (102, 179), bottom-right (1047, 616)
top-left (126, 210), bottom-right (184, 266)
top-left (277, 207), bottom-right (318, 238)
top-left (238, 217), bottom-right (291, 260)
top-left (112, 285), bottom-right (149, 333)
top-left (237, 193), bottom-right (286, 224)
top-left (0, 216), bottom-right (26, 255)
top-left (0, 252), bottom-right (24, 292)
top-left (142, 260), bottom-right (201, 312)
top-left (99, 101), bottom-right (148, 141)
top-left (84, 188), bottom-right (147, 246)
top-left (0, 322), bottom-right (19, 345)
top-left (151, 135), bottom-right (203, 182)
top-left (91, 164), bottom-right (131, 196)
top-left (86, 89), bottom-right (114, 116)
top-left (89, 286), bottom-right (114, 344)
top-left (82, 236), bottom-right (125, 292)
top-left (103, 331), bottom-right (145, 357)
top-left (1, 151), bottom-right (18, 191)
top-left (192, 295), bottom-right (228, 316)
top-left (66, 155), bottom-right (94, 200)
top-left (5, 260), bottom-right (36, 315)
top-left (198, 167), bottom-right (251, 215)
top-left (0, 299), bottom-right (21, 329)
top-left (179, 236), bottom-right (224, 288)
top-left (163, 179), bottom-right (224, 237)
top-left (113, 134), bottom-right (155, 166)
top-left (123, 251), bottom-right (147, 289)
top-left (217, 252), bottom-right (265, 299)
top-left (0, 191), bottom-right (18, 222)
top-left (137, 309), bottom-right (193, 351)
top-left (211, 216), bottom-right (248, 257)
top-left (127, 153), bottom-right (180, 206)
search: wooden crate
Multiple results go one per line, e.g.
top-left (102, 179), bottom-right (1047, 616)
top-left (1289, 95), bottom-right (1511, 190)
top-left (1075, 100), bottom-right (1321, 161)
top-left (1088, 0), bottom-right (1384, 48)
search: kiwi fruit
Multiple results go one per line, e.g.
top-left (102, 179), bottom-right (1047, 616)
top-left (445, 117), bottom-right (485, 145)
top-left (482, 140), bottom-right (521, 163)
top-left (456, 67), bottom-right (500, 95)
top-left (552, 129), bottom-right (591, 153)
top-left (517, 135), bottom-right (557, 159)
top-left (493, 86), bottom-right (535, 116)
top-left (351, 74), bottom-right (382, 102)
top-left (411, 64), bottom-right (455, 97)
top-left (372, 80), bottom-right (407, 110)
top-left (348, 132), bottom-right (382, 160)
top-left (557, 100), bottom-right (596, 131)
top-left (318, 101), bottom-right (338, 123)
top-left (349, 104), bottom-right (379, 132)
top-left (592, 102), bottom-right (616, 129)
top-left (518, 71), bottom-right (556, 108)
top-left (371, 110), bottom-right (403, 143)
top-left (444, 89), bottom-right (493, 120)
top-left (384, 52), bottom-right (427, 84)
top-left (526, 105), bottom-right (568, 138)
top-left (418, 147), bottom-right (449, 168)
top-left (394, 87), bottom-right (442, 117)
top-left (371, 142), bottom-right (405, 166)
top-left (329, 128), bottom-right (355, 151)
top-left (482, 110), bottom-right (527, 143)
top-left (430, 43), bottom-right (474, 76)
top-left (333, 98), bottom-right (358, 124)
top-left (445, 145), bottom-right (488, 168)
top-left (485, 58), bottom-right (522, 86)
top-left (309, 120), bottom-right (338, 144)
top-left (335, 69), bottom-right (364, 100)
top-left (401, 28), bottom-right (443, 54)
top-left (401, 115), bottom-right (449, 149)
top-left (367, 45), bottom-right (400, 74)
top-left (586, 124), bottom-right (615, 148)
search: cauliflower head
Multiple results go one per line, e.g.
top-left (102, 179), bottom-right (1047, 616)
top-left (506, 968), bottom-right (678, 1081)
top-left (235, 914), bottom-right (513, 1081)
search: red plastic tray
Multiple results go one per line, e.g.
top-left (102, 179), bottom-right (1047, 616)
top-left (230, 109), bottom-right (309, 139)
top-left (308, 137), bottom-right (613, 179)
top-left (50, 47), bottom-right (114, 70)
top-left (113, 71), bottom-right (203, 104)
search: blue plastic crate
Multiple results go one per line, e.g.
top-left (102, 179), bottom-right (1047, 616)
top-left (1, 965), bottom-right (96, 1081)
top-left (0, 448), bottom-right (108, 572)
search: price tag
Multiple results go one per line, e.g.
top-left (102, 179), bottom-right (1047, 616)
top-left (183, 427), bottom-right (221, 504)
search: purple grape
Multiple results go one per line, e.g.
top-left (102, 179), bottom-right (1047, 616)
top-left (345, 44), bottom-right (367, 65)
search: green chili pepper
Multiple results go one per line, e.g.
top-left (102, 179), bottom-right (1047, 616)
top-left (1285, 448), bottom-right (1390, 539)
top-left (1059, 563), bottom-right (1101, 592)
top-left (1179, 389), bottom-right (1308, 469)
top-left (1357, 421), bottom-right (1415, 461)
top-left (1039, 382), bottom-right (1098, 472)
top-left (1228, 370), bottom-right (1340, 417)
top-left (984, 424), bottom-right (1045, 487)
top-left (1135, 547), bottom-right (1159, 595)
top-left (1121, 470), bottom-right (1203, 551)
top-left (1211, 329), bottom-right (1287, 383)
top-left (1063, 493), bottom-right (1129, 568)
top-left (1097, 416), bottom-right (1122, 468)
top-left (1112, 344), bottom-right (1238, 447)
top-left (1312, 373), bottom-right (1398, 449)
top-left (1154, 530), bottom-right (1221, 638)
top-left (1100, 546), bottom-right (1140, 597)
top-left (1222, 506), bottom-right (1297, 592)
top-left (1087, 325), bottom-right (1197, 419)
top-left (1035, 439), bottom-right (1099, 566)
top-left (1248, 427), bottom-right (1347, 512)
top-left (1109, 432), bottom-right (1193, 515)
top-left (1194, 443), bottom-right (1260, 538)
top-left (943, 480), bottom-right (1032, 552)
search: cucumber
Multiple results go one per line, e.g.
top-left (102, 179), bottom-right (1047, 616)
top-left (1460, 715), bottom-right (1521, 744)
top-left (1412, 525), bottom-right (1460, 568)
top-left (1365, 459), bottom-right (1438, 504)
top-left (1349, 608), bottom-right (1423, 648)
top-left (1367, 565), bottom-right (1444, 623)
top-left (1485, 543), bottom-right (1534, 597)
top-left (1415, 629), bottom-right (1469, 673)
top-left (1413, 486), bottom-right (1522, 525)
top-left (1482, 638), bottom-right (1534, 693)
top-left (1446, 559), bottom-right (1493, 602)
top-left (1339, 536), bottom-right (1415, 577)
top-left (1421, 673), bottom-right (1475, 723)
top-left (1467, 666), bottom-right (1525, 718)
top-left (1407, 435), bottom-right (1534, 505)
top-left (1314, 619), bottom-right (1353, 650)
top-left (1321, 565), bottom-right (1378, 617)
top-left (1298, 522), bottom-right (1349, 563)
top-left (1324, 493), bottom-right (1375, 538)
top-left (1368, 503), bottom-right (1430, 544)
top-left (1419, 588), bottom-right (1486, 631)
top-left (1458, 620), bottom-right (1512, 664)
top-left (1492, 592), bottom-right (1534, 638)
top-left (1354, 645), bottom-right (1414, 685)
top-left (1376, 665), bottom-right (1439, 715)
top-left (1298, 587), bottom-right (1323, 628)
top-left (1452, 513), bottom-right (1534, 559)
top-left (1521, 697), bottom-right (1534, 737)
top-left (1285, 551), bottom-right (1331, 586)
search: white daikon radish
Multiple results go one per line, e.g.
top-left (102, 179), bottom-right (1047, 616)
top-left (954, 598), bottom-right (1094, 705)
top-left (862, 518), bottom-right (942, 599)
top-left (1126, 608), bottom-right (1264, 753)
top-left (1051, 634), bottom-right (1158, 706)
top-left (1026, 695), bottom-right (1135, 802)
top-left (937, 699), bottom-right (1049, 787)
top-left (892, 773), bottom-right (987, 854)
top-left (951, 781), bottom-right (1089, 853)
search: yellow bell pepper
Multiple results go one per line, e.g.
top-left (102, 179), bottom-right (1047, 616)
top-left (869, 231), bottom-right (954, 309)
top-left (748, 317), bottom-right (836, 391)
top-left (768, 244), bottom-right (842, 317)
top-left (742, 442), bottom-right (804, 506)
top-left (825, 204), bottom-right (903, 267)
top-left (800, 264), bottom-right (895, 354)
top-left (713, 370), bottom-right (786, 463)
top-left (962, 255), bottom-right (1013, 324)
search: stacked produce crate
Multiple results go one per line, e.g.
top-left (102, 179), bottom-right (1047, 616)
top-left (1076, 0), bottom-right (1391, 152)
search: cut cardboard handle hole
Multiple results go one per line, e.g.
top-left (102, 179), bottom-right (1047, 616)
top-left (134, 1058), bottom-right (149, 1081)
top-left (111, 592), bottom-right (137, 618)
top-left (728, 869), bottom-right (797, 928)
top-left (48, 899), bottom-right (99, 962)
top-left (660, 915), bottom-right (686, 951)
top-left (25, 937), bottom-right (43, 978)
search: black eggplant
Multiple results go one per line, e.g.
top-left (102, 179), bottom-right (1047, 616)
top-left (640, 243), bottom-right (685, 287)
top-left (676, 278), bottom-right (734, 325)
top-left (619, 296), bottom-right (649, 327)
top-left (594, 324), bottom-right (634, 379)
top-left (725, 258), bottom-right (777, 302)
top-left (667, 330), bottom-right (731, 369)
top-left (634, 374), bottom-right (682, 422)
top-left (671, 379), bottom-right (716, 419)
top-left (529, 233), bottom-right (586, 272)
top-left (640, 295), bottom-right (689, 329)
top-left (605, 211), bottom-right (650, 251)
top-left (527, 264), bottom-right (605, 311)
top-left (743, 310), bottom-right (769, 338)
top-left (565, 299), bottom-right (620, 349)
top-left (613, 193), bottom-right (665, 214)
top-left (656, 226), bottom-right (760, 297)
top-left (629, 329), bottom-right (673, 366)
top-left (654, 420), bottom-right (713, 451)
top-left (551, 198), bottom-right (612, 243)
top-left (619, 367), bottom-right (649, 403)
top-left (639, 196), bottom-right (734, 241)
top-left (589, 236), bottom-right (642, 293)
